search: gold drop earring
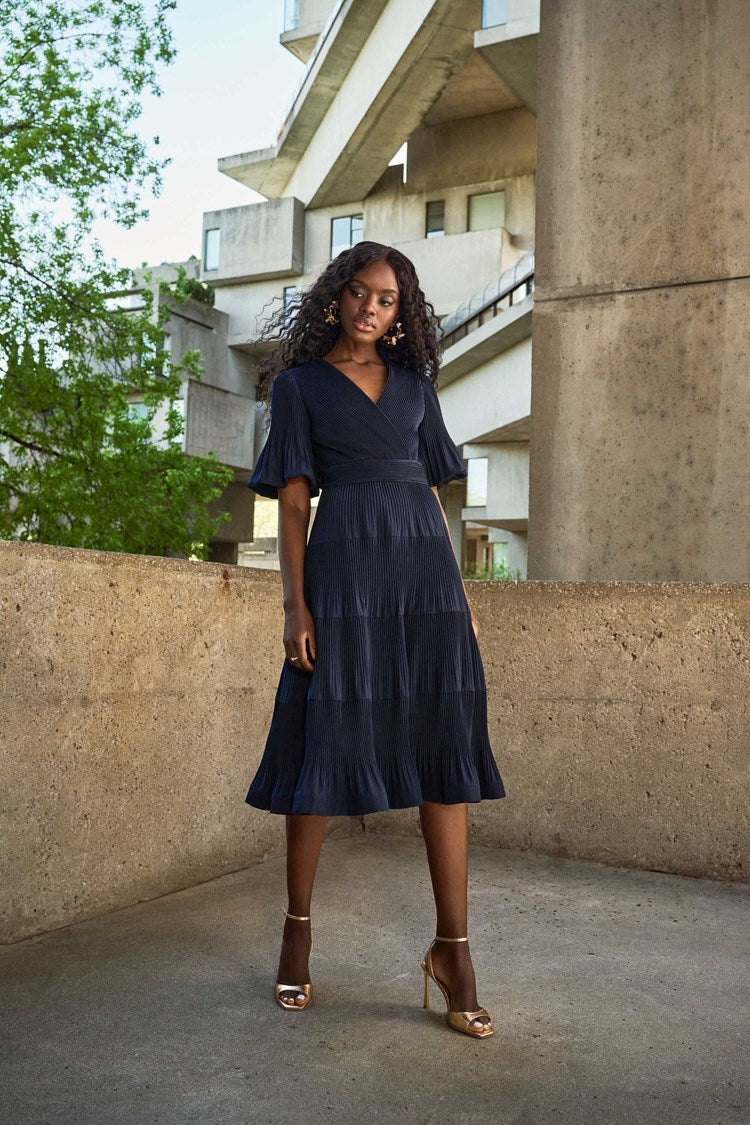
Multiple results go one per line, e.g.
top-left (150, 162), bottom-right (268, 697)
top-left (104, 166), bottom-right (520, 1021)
top-left (323, 299), bottom-right (339, 325)
top-left (383, 321), bottom-right (405, 346)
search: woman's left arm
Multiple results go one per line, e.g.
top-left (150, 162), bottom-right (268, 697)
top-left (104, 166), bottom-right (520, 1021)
top-left (430, 485), bottom-right (479, 637)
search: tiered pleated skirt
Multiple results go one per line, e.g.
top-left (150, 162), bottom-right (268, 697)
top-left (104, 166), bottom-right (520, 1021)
top-left (245, 459), bottom-right (506, 815)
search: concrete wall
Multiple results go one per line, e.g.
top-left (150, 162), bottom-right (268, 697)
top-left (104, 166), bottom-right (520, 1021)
top-left (489, 525), bottom-right (528, 579)
top-left (529, 0), bottom-right (750, 581)
top-left (302, 197), bottom-right (367, 277)
top-left (367, 579), bottom-right (749, 882)
top-left (165, 298), bottom-right (254, 399)
top-left (2, 541), bottom-right (747, 944)
top-left (406, 108), bottom-right (537, 198)
top-left (201, 197), bottom-right (305, 285)
top-left (463, 439), bottom-right (530, 526)
top-left (439, 335), bottom-right (531, 444)
top-left (185, 380), bottom-right (254, 471)
top-left (391, 229), bottom-right (518, 317)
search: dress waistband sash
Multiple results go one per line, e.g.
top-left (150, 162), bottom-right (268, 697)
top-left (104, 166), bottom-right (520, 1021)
top-left (320, 458), bottom-right (429, 488)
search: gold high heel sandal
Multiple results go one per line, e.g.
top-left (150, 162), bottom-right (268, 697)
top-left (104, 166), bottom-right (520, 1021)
top-left (274, 908), bottom-right (313, 1010)
top-left (420, 935), bottom-right (495, 1038)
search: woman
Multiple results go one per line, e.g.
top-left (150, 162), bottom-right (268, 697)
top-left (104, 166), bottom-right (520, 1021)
top-left (245, 241), bottom-right (506, 1039)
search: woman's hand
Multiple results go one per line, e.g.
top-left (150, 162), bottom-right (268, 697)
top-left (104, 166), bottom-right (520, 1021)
top-left (283, 602), bottom-right (317, 672)
top-left (470, 609), bottom-right (480, 639)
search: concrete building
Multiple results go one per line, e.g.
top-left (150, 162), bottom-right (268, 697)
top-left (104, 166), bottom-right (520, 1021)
top-left (204, 0), bottom-right (540, 578)
top-left (129, 261), bottom-right (257, 563)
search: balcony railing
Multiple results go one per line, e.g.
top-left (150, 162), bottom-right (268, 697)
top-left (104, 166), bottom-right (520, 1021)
top-left (440, 254), bottom-right (534, 351)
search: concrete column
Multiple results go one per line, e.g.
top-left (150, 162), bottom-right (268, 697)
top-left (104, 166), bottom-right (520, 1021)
top-left (528, 0), bottom-right (750, 581)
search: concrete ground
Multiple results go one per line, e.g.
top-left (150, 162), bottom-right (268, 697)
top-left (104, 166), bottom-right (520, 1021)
top-left (1, 834), bottom-right (748, 1125)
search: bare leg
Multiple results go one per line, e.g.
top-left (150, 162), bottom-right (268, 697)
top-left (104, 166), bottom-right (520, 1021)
top-left (276, 812), bottom-right (328, 1006)
top-left (418, 800), bottom-right (492, 1031)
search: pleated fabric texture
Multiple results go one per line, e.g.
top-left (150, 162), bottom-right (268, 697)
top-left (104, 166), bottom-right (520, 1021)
top-left (244, 358), bottom-right (506, 815)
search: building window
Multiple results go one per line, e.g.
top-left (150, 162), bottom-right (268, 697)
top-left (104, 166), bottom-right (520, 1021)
top-left (468, 190), bottom-right (505, 232)
top-left (284, 0), bottom-right (299, 31)
top-left (425, 200), bottom-right (445, 238)
top-left (466, 457), bottom-right (488, 507)
top-left (283, 285), bottom-right (297, 327)
top-left (330, 214), bottom-right (364, 259)
top-left (481, 0), bottom-right (508, 28)
top-left (128, 400), bottom-right (150, 424)
top-left (203, 228), bottom-right (220, 272)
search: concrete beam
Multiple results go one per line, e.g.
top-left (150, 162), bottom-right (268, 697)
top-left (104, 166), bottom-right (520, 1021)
top-left (219, 0), bottom-right (389, 197)
top-left (220, 0), bottom-right (485, 208)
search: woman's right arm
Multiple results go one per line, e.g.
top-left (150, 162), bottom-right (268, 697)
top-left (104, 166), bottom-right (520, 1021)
top-left (277, 477), bottom-right (316, 672)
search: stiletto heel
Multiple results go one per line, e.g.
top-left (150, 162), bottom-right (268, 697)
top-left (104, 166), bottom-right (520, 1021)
top-left (419, 934), bottom-right (494, 1038)
top-left (274, 907), bottom-right (313, 1010)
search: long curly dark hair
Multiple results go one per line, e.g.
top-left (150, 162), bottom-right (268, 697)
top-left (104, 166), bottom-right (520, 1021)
top-left (254, 241), bottom-right (442, 416)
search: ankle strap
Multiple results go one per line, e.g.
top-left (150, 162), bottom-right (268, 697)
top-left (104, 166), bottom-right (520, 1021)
top-left (434, 934), bottom-right (468, 942)
top-left (283, 907), bottom-right (311, 921)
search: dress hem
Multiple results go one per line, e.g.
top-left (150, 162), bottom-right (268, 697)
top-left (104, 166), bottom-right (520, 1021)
top-left (245, 785), bottom-right (507, 817)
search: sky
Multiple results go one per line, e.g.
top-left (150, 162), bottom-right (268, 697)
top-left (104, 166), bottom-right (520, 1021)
top-left (93, 0), bottom-right (304, 269)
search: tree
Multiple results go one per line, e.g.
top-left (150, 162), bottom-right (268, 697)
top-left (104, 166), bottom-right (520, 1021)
top-left (0, 0), bottom-right (233, 557)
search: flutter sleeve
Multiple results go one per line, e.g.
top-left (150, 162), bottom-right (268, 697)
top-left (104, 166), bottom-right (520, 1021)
top-left (246, 371), bottom-right (320, 499)
top-left (416, 374), bottom-right (468, 489)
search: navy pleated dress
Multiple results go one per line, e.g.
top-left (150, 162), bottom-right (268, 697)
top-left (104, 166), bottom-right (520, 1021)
top-left (244, 357), bottom-right (506, 815)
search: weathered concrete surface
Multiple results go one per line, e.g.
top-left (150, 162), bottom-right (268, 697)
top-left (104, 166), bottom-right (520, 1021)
top-left (0, 542), bottom-right (358, 945)
top-left (368, 578), bottom-right (750, 883)
top-left (534, 1), bottom-right (750, 299)
top-left (200, 197), bottom-right (305, 286)
top-left (1, 542), bottom-right (747, 946)
top-left (529, 273), bottom-right (750, 583)
top-left (530, 0), bottom-right (750, 582)
top-left (1, 836), bottom-right (748, 1125)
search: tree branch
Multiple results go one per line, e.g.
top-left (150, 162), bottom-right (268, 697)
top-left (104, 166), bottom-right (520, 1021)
top-left (0, 119), bottom-right (34, 139)
top-left (0, 426), bottom-right (72, 462)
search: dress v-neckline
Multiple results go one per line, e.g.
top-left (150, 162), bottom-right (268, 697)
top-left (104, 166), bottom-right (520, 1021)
top-left (318, 357), bottom-right (392, 408)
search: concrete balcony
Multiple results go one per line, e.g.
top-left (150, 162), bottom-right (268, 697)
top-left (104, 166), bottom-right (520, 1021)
top-left (219, 0), bottom-right (483, 207)
top-left (200, 197), bottom-right (305, 286)
top-left (439, 252), bottom-right (534, 371)
top-left (437, 325), bottom-right (531, 447)
top-left (441, 289), bottom-right (533, 384)
top-left (391, 228), bottom-right (518, 318)
top-left (476, 0), bottom-right (540, 113)
top-left (183, 378), bottom-right (254, 472)
top-left (279, 0), bottom-right (332, 62)
top-left (435, 294), bottom-right (533, 553)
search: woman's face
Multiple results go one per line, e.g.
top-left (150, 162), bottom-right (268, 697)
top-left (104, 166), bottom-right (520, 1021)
top-left (338, 259), bottom-right (400, 345)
